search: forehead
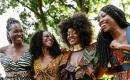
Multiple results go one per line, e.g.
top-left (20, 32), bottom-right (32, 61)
top-left (67, 28), bottom-right (76, 32)
top-left (43, 31), bottom-right (51, 35)
top-left (10, 23), bottom-right (22, 30)
top-left (98, 11), bottom-right (107, 16)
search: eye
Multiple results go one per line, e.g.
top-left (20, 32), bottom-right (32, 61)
top-left (98, 13), bottom-right (107, 22)
top-left (101, 13), bottom-right (106, 18)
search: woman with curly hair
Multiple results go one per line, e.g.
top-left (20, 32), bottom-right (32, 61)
top-left (97, 5), bottom-right (130, 79)
top-left (0, 18), bottom-right (33, 80)
top-left (30, 30), bottom-right (62, 80)
top-left (58, 13), bottom-right (97, 80)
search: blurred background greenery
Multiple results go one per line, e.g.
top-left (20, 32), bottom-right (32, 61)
top-left (0, 0), bottom-right (130, 48)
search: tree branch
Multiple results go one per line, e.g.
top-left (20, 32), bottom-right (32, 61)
top-left (17, 0), bottom-right (41, 20)
top-left (60, 0), bottom-right (78, 12)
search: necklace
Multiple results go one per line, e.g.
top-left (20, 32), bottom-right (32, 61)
top-left (70, 44), bottom-right (83, 52)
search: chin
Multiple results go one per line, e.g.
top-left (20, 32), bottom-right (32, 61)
top-left (102, 29), bottom-right (108, 32)
top-left (47, 44), bottom-right (53, 47)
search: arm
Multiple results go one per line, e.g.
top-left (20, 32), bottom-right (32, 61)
top-left (110, 40), bottom-right (130, 50)
top-left (119, 44), bottom-right (130, 50)
top-left (0, 46), bottom-right (8, 53)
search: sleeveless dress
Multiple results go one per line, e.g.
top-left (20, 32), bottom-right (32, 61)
top-left (0, 51), bottom-right (33, 80)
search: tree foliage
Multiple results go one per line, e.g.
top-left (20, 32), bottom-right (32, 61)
top-left (0, 0), bottom-right (130, 44)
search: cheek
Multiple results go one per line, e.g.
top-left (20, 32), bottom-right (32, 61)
top-left (42, 38), bottom-right (45, 45)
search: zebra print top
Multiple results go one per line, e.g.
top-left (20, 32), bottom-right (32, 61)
top-left (0, 51), bottom-right (33, 80)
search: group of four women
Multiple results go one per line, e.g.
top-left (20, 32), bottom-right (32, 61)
top-left (0, 5), bottom-right (130, 80)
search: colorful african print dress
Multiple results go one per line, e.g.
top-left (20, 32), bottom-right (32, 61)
top-left (110, 49), bottom-right (130, 80)
top-left (58, 44), bottom-right (97, 80)
top-left (0, 51), bottom-right (33, 80)
top-left (33, 54), bottom-right (63, 80)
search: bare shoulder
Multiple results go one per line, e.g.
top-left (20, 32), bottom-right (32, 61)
top-left (0, 45), bottom-right (9, 53)
top-left (24, 43), bottom-right (29, 51)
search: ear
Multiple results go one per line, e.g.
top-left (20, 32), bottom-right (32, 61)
top-left (7, 32), bottom-right (12, 43)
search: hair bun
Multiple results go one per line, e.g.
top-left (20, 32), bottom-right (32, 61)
top-left (7, 17), bottom-right (17, 24)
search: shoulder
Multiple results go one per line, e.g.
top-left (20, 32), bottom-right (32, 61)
top-left (0, 45), bottom-right (9, 53)
top-left (24, 43), bottom-right (29, 51)
top-left (59, 49), bottom-right (71, 66)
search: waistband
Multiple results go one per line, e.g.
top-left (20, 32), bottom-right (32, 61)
top-left (6, 71), bottom-right (32, 77)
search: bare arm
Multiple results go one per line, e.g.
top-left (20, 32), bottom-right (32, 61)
top-left (110, 40), bottom-right (130, 51)
top-left (119, 44), bottom-right (130, 51)
top-left (0, 46), bottom-right (8, 53)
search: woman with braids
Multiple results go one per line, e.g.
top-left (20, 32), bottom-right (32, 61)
top-left (97, 5), bottom-right (130, 79)
top-left (58, 13), bottom-right (97, 80)
top-left (30, 30), bottom-right (62, 80)
top-left (0, 18), bottom-right (33, 80)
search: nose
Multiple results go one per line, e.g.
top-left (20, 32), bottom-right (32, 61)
top-left (68, 33), bottom-right (73, 38)
top-left (98, 17), bottom-right (104, 27)
top-left (16, 32), bottom-right (23, 36)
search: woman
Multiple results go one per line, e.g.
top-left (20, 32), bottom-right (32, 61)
top-left (58, 13), bottom-right (97, 80)
top-left (97, 5), bottom-right (130, 79)
top-left (0, 18), bottom-right (33, 80)
top-left (30, 30), bottom-right (62, 80)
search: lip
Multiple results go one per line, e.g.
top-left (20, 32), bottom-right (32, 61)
top-left (68, 38), bottom-right (77, 45)
top-left (15, 36), bottom-right (23, 40)
top-left (47, 39), bottom-right (53, 44)
top-left (68, 38), bottom-right (75, 41)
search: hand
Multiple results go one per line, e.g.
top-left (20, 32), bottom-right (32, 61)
top-left (110, 40), bottom-right (121, 49)
top-left (34, 73), bottom-right (42, 80)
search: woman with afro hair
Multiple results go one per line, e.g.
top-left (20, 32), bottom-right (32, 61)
top-left (58, 13), bottom-right (97, 80)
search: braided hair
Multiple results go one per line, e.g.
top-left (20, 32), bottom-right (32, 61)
top-left (97, 5), bottom-right (129, 67)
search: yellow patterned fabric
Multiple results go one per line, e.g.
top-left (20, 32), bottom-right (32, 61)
top-left (34, 54), bottom-right (63, 80)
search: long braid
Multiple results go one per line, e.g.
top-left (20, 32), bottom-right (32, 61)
top-left (96, 31), bottom-right (113, 67)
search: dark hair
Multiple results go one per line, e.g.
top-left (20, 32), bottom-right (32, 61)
top-left (97, 5), bottom-right (129, 67)
top-left (59, 13), bottom-right (93, 49)
top-left (96, 31), bottom-right (113, 67)
top-left (30, 30), bottom-right (61, 60)
top-left (6, 18), bottom-right (21, 43)
top-left (6, 18), bottom-right (21, 31)
top-left (101, 5), bottom-right (129, 29)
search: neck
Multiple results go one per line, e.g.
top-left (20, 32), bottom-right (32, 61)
top-left (12, 42), bottom-right (24, 49)
top-left (70, 44), bottom-right (83, 52)
top-left (110, 27), bottom-right (126, 39)
top-left (42, 47), bottom-right (50, 56)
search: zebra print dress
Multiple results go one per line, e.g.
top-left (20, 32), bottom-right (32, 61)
top-left (0, 51), bottom-right (33, 80)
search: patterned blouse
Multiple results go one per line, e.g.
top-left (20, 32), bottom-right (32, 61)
top-left (58, 43), bottom-right (97, 80)
top-left (0, 51), bottom-right (33, 80)
top-left (110, 49), bottom-right (130, 80)
top-left (33, 54), bottom-right (63, 80)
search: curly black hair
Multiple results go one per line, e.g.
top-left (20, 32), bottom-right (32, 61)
top-left (30, 30), bottom-right (61, 60)
top-left (97, 5), bottom-right (129, 67)
top-left (58, 13), bottom-right (93, 49)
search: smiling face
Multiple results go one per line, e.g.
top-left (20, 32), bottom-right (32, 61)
top-left (98, 11), bottom-right (118, 32)
top-left (42, 31), bottom-right (54, 48)
top-left (67, 28), bottom-right (80, 46)
top-left (7, 23), bottom-right (24, 44)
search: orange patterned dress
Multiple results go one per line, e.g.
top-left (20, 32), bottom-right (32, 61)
top-left (33, 54), bottom-right (63, 80)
